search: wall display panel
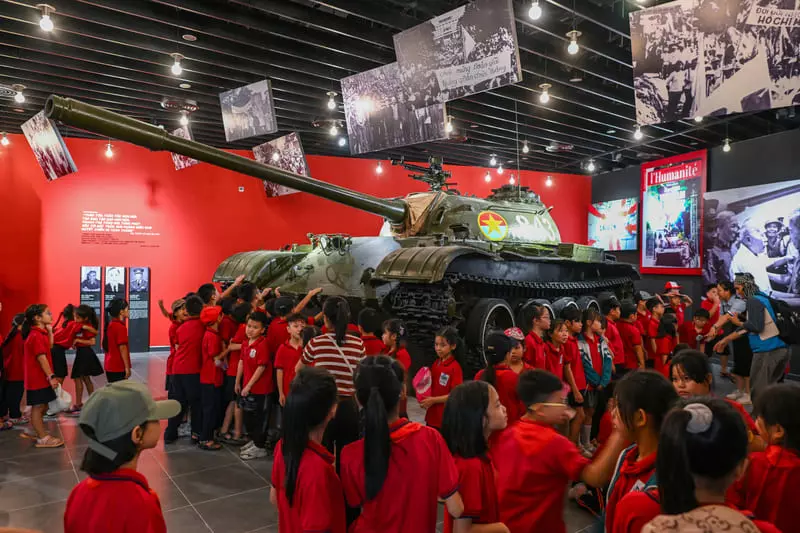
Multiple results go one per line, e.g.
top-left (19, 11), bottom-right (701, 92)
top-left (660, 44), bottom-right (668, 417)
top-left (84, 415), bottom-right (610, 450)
top-left (640, 150), bottom-right (707, 275)
top-left (79, 266), bottom-right (102, 349)
top-left (252, 132), bottom-right (307, 197)
top-left (219, 80), bottom-right (278, 142)
top-left (20, 111), bottom-right (77, 181)
top-left (630, 0), bottom-right (800, 126)
top-left (102, 266), bottom-right (127, 338)
top-left (393, 0), bottom-right (522, 109)
top-left (128, 267), bottom-right (150, 353)
top-left (703, 179), bottom-right (800, 306)
top-left (588, 198), bottom-right (639, 251)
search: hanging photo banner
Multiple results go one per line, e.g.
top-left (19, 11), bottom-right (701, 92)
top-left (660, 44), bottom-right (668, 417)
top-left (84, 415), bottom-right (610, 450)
top-left (80, 266), bottom-right (102, 350)
top-left (703, 179), bottom-right (800, 306)
top-left (20, 111), bottom-right (78, 181)
top-left (252, 132), bottom-right (307, 197)
top-left (629, 0), bottom-right (800, 126)
top-left (588, 198), bottom-right (639, 251)
top-left (341, 62), bottom-right (447, 155)
top-left (640, 149), bottom-right (707, 275)
top-left (219, 79), bottom-right (278, 142)
top-left (128, 267), bottom-right (150, 353)
top-left (170, 125), bottom-right (199, 171)
top-left (393, 0), bottom-right (522, 110)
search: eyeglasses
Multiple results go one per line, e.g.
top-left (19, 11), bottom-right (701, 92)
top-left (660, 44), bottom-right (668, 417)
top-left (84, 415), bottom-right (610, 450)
top-left (535, 402), bottom-right (569, 408)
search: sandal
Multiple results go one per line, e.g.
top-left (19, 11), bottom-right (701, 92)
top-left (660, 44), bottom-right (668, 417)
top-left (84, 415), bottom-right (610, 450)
top-left (20, 431), bottom-right (37, 440)
top-left (35, 435), bottom-right (64, 448)
top-left (0, 420), bottom-right (13, 431)
top-left (220, 432), bottom-right (246, 445)
top-left (198, 441), bottom-right (222, 451)
top-left (12, 416), bottom-right (30, 425)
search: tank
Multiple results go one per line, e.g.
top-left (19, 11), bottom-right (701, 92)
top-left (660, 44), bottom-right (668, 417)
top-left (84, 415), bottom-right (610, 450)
top-left (46, 95), bottom-right (639, 374)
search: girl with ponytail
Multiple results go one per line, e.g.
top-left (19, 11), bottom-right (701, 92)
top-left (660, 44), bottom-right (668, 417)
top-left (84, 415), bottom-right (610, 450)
top-left (103, 299), bottom-right (130, 383)
top-left (51, 303), bottom-right (78, 383)
top-left (270, 367), bottom-right (345, 533)
top-left (1, 314), bottom-right (26, 426)
top-left (475, 331), bottom-right (525, 423)
top-left (614, 398), bottom-right (779, 533)
top-left (421, 327), bottom-right (464, 429)
top-left (68, 305), bottom-right (104, 413)
top-left (381, 318), bottom-right (411, 418)
top-left (340, 356), bottom-right (463, 533)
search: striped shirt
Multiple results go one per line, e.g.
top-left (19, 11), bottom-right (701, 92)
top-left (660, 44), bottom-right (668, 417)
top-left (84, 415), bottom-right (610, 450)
top-left (302, 333), bottom-right (365, 396)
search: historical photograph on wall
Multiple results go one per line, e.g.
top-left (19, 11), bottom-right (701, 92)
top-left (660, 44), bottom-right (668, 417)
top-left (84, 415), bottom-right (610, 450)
top-left (20, 111), bottom-right (78, 181)
top-left (219, 79), bottom-right (278, 142)
top-left (640, 150), bottom-right (707, 275)
top-left (630, 0), bottom-right (800, 126)
top-left (170, 125), bottom-right (199, 171)
top-left (341, 62), bottom-right (447, 155)
top-left (393, 0), bottom-right (522, 109)
top-left (588, 197), bottom-right (639, 251)
top-left (252, 132), bottom-right (307, 197)
top-left (703, 179), bottom-right (800, 305)
top-left (80, 266), bottom-right (101, 292)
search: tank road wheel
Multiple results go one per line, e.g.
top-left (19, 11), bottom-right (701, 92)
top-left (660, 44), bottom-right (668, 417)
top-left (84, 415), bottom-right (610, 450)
top-left (551, 297), bottom-right (579, 319)
top-left (515, 299), bottom-right (553, 334)
top-left (576, 296), bottom-right (601, 313)
top-left (465, 298), bottom-right (514, 372)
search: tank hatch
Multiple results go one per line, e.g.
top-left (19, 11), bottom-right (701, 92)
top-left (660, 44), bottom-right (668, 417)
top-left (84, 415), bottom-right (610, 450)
top-left (487, 185), bottom-right (542, 204)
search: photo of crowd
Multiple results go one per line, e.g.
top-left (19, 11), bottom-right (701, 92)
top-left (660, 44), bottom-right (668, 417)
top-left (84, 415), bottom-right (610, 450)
top-left (703, 179), bottom-right (800, 305)
top-left (587, 198), bottom-right (639, 251)
top-left (393, 0), bottom-right (522, 109)
top-left (20, 111), bottom-right (78, 181)
top-left (630, 0), bottom-right (800, 126)
top-left (252, 132), bottom-right (307, 197)
top-left (170, 125), bottom-right (199, 171)
top-left (219, 79), bottom-right (278, 142)
top-left (341, 62), bottom-right (447, 155)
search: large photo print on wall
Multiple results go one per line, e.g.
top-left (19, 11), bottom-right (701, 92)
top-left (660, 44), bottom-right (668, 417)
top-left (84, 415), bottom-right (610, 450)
top-left (588, 198), bottom-right (639, 251)
top-left (703, 179), bottom-right (800, 306)
top-left (629, 0), bottom-right (800, 126)
top-left (20, 111), bottom-right (78, 181)
top-left (252, 132), bottom-right (307, 197)
top-left (640, 149), bottom-right (707, 275)
top-left (219, 80), bottom-right (278, 142)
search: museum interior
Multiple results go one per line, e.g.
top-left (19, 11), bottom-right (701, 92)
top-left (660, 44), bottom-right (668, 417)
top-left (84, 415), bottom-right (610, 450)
top-left (0, 1), bottom-right (799, 532)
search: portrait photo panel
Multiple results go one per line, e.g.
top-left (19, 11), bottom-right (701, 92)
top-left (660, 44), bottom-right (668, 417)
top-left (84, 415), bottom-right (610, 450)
top-left (219, 79), bottom-right (279, 142)
top-left (20, 111), bottom-right (78, 181)
top-left (252, 132), bottom-right (308, 197)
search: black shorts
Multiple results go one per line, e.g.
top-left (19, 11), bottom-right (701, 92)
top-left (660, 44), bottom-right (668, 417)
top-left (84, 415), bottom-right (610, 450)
top-left (27, 386), bottom-right (56, 406)
top-left (51, 345), bottom-right (68, 378)
top-left (567, 391), bottom-right (584, 408)
top-left (165, 374), bottom-right (173, 393)
top-left (583, 388), bottom-right (600, 410)
top-left (106, 371), bottom-right (126, 383)
top-left (223, 375), bottom-right (238, 405)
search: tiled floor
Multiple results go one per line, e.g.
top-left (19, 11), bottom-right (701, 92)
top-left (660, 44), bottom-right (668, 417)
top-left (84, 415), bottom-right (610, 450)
top-left (0, 352), bottom-right (738, 533)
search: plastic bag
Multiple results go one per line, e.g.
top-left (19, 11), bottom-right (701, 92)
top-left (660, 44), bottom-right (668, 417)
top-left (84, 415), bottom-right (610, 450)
top-left (412, 367), bottom-right (432, 402)
top-left (48, 385), bottom-right (72, 414)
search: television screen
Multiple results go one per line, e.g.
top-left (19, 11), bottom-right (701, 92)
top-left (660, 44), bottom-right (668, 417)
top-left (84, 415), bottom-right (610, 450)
top-left (588, 198), bottom-right (638, 251)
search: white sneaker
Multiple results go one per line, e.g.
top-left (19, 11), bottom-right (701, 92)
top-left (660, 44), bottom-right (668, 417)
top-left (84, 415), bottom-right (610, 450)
top-left (177, 423), bottom-right (192, 438)
top-left (726, 391), bottom-right (743, 400)
top-left (240, 446), bottom-right (268, 460)
top-left (240, 441), bottom-right (256, 453)
top-left (737, 393), bottom-right (752, 405)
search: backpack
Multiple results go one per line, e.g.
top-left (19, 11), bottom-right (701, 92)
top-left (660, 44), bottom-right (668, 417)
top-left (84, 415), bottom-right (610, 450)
top-left (766, 296), bottom-right (800, 345)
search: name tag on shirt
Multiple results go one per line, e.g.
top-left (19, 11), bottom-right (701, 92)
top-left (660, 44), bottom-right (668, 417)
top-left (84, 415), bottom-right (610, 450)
top-left (249, 349), bottom-right (257, 359)
top-left (439, 373), bottom-right (450, 387)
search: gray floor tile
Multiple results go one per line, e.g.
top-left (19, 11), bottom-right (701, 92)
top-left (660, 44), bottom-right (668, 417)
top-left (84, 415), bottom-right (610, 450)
top-left (0, 469), bottom-right (78, 512)
top-left (0, 498), bottom-right (67, 532)
top-left (151, 447), bottom-right (240, 477)
top-left (144, 475), bottom-right (192, 512)
top-left (0, 448), bottom-right (75, 483)
top-left (194, 487), bottom-right (278, 533)
top-left (163, 505), bottom-right (212, 532)
top-left (172, 463), bottom-right (268, 505)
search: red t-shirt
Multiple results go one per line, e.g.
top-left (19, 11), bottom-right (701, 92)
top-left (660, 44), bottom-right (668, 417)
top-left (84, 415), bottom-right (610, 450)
top-left (271, 440), bottom-right (347, 533)
top-left (444, 456), bottom-right (499, 533)
top-left (524, 332), bottom-right (546, 369)
top-left (24, 327), bottom-right (53, 391)
top-left (275, 341), bottom-right (302, 396)
top-left (475, 365), bottom-right (525, 423)
top-left (53, 321), bottom-right (81, 348)
top-left (227, 323), bottom-right (246, 378)
top-left (241, 335), bottom-right (273, 395)
top-left (491, 419), bottom-right (590, 533)
top-left (266, 318), bottom-right (289, 360)
top-left (544, 341), bottom-right (565, 381)
top-left (729, 446), bottom-right (800, 533)
top-left (701, 298), bottom-right (721, 326)
top-left (678, 320), bottom-right (705, 350)
top-left (166, 321), bottom-right (180, 376)
top-left (654, 335), bottom-right (676, 377)
top-left (388, 347), bottom-right (412, 415)
top-left (617, 320), bottom-right (643, 370)
top-left (200, 329), bottom-right (224, 387)
top-left (637, 311), bottom-right (651, 337)
top-left (3, 333), bottom-right (25, 381)
top-left (361, 335), bottom-right (385, 356)
top-left (724, 398), bottom-right (758, 436)
top-left (564, 335), bottom-right (586, 391)
top-left (586, 334), bottom-right (603, 388)
top-left (219, 315), bottom-right (238, 343)
top-left (605, 445), bottom-right (657, 533)
top-left (341, 419), bottom-right (458, 533)
top-left (64, 468), bottom-right (166, 533)
top-left (104, 319), bottom-right (129, 373)
top-left (172, 317), bottom-right (203, 375)
top-left (426, 356), bottom-right (463, 428)
top-left (671, 302), bottom-right (688, 325)
top-left (606, 320), bottom-right (626, 365)
top-left (646, 318), bottom-right (661, 361)
top-left (594, 411), bottom-right (614, 456)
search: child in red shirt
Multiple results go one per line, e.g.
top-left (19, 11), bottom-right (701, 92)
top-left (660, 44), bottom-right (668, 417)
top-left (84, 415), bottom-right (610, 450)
top-left (1, 314), bottom-right (27, 426)
top-left (103, 299), bottom-right (130, 383)
top-left (358, 308), bottom-right (385, 356)
top-left (617, 302), bottom-right (645, 371)
top-left (653, 313), bottom-right (678, 378)
top-left (729, 384), bottom-right (800, 533)
top-left (382, 319), bottom-right (412, 418)
top-left (544, 320), bottom-right (569, 383)
top-left (560, 307), bottom-right (587, 449)
top-left (422, 327), bottom-right (463, 428)
top-left (219, 302), bottom-right (251, 445)
top-left (52, 304), bottom-right (79, 383)
top-left (441, 381), bottom-right (508, 533)
top-left (475, 332), bottom-right (522, 423)
top-left (504, 327), bottom-right (531, 375)
top-left (275, 313), bottom-right (306, 406)
top-left (237, 310), bottom-right (272, 460)
top-left (577, 310), bottom-right (613, 454)
top-left (271, 367), bottom-right (345, 533)
top-left (614, 398), bottom-right (779, 533)
top-left (523, 304), bottom-right (550, 369)
top-left (69, 305), bottom-right (103, 414)
top-left (678, 308), bottom-right (710, 351)
top-left (492, 369), bottom-right (627, 533)
top-left (164, 298), bottom-right (187, 393)
top-left (601, 300), bottom-right (626, 374)
top-left (340, 356), bottom-right (463, 533)
top-left (604, 371), bottom-right (679, 533)
top-left (199, 306), bottom-right (226, 450)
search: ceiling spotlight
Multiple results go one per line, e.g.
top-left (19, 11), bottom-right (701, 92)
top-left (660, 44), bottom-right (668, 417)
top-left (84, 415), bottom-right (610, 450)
top-left (497, 165), bottom-right (504, 175)
top-left (105, 142), bottom-right (113, 158)
top-left (376, 161), bottom-right (383, 175)
top-left (170, 53), bottom-right (184, 76)
top-left (545, 175), bottom-right (553, 187)
top-left (539, 83), bottom-right (551, 104)
top-left (445, 116), bottom-right (453, 134)
top-left (633, 125), bottom-right (643, 140)
top-left (271, 151), bottom-right (280, 162)
top-left (181, 33), bottom-right (197, 42)
top-left (509, 175), bottom-right (516, 185)
top-left (12, 84), bottom-right (25, 104)
top-left (528, 0), bottom-right (542, 20)
top-left (484, 171), bottom-right (492, 183)
top-left (723, 138), bottom-right (731, 152)
top-left (329, 123), bottom-right (339, 136)
top-left (694, 115), bottom-right (703, 123)
top-left (326, 91), bottom-right (337, 111)
top-left (489, 154), bottom-right (497, 166)
top-left (566, 30), bottom-right (581, 55)
top-left (37, 4), bottom-right (55, 31)
top-left (587, 159), bottom-right (596, 172)
top-left (522, 140), bottom-right (529, 154)
top-left (179, 111), bottom-right (189, 127)
top-left (606, 128), bottom-right (617, 134)
top-left (1, 133), bottom-right (9, 146)
top-left (179, 83), bottom-right (192, 89)
top-left (338, 136), bottom-right (347, 147)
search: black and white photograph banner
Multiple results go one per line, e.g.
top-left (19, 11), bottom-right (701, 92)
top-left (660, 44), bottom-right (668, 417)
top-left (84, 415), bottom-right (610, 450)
top-left (630, 0), bottom-right (800, 126)
top-left (341, 62), bottom-right (447, 155)
top-left (20, 111), bottom-right (78, 181)
top-left (80, 266), bottom-right (102, 349)
top-left (128, 267), bottom-right (150, 353)
top-left (219, 79), bottom-right (278, 142)
top-left (170, 125), bottom-right (199, 171)
top-left (393, 0), bottom-right (522, 109)
top-left (252, 132), bottom-right (307, 197)
top-left (703, 179), bottom-right (800, 306)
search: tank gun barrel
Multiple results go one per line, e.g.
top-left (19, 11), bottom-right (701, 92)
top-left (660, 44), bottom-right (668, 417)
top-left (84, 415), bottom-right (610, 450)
top-left (44, 95), bottom-right (407, 224)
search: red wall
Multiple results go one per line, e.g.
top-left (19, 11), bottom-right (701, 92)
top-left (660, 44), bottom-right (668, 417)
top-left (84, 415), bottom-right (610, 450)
top-left (0, 135), bottom-right (590, 345)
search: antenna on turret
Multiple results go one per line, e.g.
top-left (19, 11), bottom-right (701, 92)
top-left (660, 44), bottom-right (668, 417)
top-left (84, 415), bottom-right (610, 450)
top-left (391, 156), bottom-right (457, 193)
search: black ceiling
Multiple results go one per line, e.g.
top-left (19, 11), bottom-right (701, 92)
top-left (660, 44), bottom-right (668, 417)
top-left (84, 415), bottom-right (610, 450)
top-left (0, 0), bottom-right (798, 174)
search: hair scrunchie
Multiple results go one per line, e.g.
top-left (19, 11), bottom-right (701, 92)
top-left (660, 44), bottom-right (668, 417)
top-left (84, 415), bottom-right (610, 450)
top-left (684, 403), bottom-right (713, 434)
